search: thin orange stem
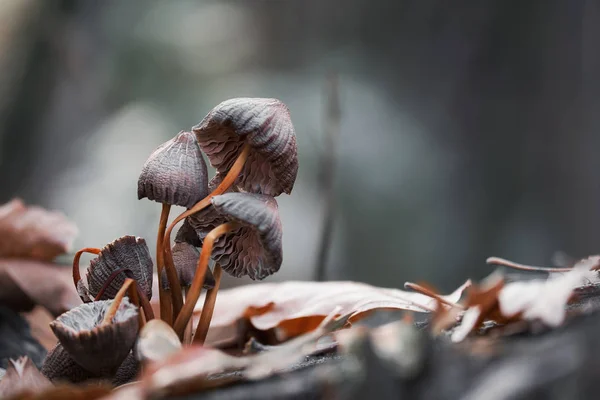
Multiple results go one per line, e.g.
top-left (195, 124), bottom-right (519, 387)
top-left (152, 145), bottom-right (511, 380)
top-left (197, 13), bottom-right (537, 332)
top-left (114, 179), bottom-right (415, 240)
top-left (486, 257), bottom-right (572, 273)
top-left (72, 247), bottom-right (101, 288)
top-left (193, 264), bottom-right (222, 344)
top-left (126, 279), bottom-right (145, 329)
top-left (163, 143), bottom-right (251, 321)
top-left (182, 288), bottom-right (193, 345)
top-left (157, 203), bottom-right (173, 323)
top-left (102, 278), bottom-right (134, 326)
top-left (172, 222), bottom-right (239, 338)
top-left (404, 282), bottom-right (464, 310)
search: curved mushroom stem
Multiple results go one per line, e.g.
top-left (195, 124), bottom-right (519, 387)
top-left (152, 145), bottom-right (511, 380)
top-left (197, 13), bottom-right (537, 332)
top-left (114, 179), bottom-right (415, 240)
top-left (182, 288), bottom-right (193, 345)
top-left (486, 257), bottom-right (572, 273)
top-left (125, 279), bottom-right (145, 328)
top-left (192, 263), bottom-right (222, 344)
top-left (93, 268), bottom-right (155, 322)
top-left (72, 247), bottom-right (101, 288)
top-left (162, 143), bottom-right (251, 321)
top-left (173, 222), bottom-right (240, 338)
top-left (102, 278), bottom-right (134, 326)
top-left (156, 203), bottom-right (173, 324)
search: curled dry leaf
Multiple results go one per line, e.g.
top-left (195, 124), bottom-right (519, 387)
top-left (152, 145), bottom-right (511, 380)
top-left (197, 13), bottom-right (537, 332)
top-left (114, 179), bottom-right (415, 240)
top-left (452, 264), bottom-right (598, 342)
top-left (140, 309), bottom-right (349, 398)
top-left (0, 260), bottom-right (81, 316)
top-left (0, 199), bottom-right (77, 261)
top-left (196, 280), bottom-right (470, 344)
top-left (0, 357), bottom-right (51, 399)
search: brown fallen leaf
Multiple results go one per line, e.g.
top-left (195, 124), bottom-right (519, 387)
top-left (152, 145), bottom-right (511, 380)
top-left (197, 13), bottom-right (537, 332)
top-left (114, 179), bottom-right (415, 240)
top-left (141, 309), bottom-right (349, 397)
top-left (0, 357), bottom-right (51, 399)
top-left (451, 262), bottom-right (598, 342)
top-left (0, 259), bottom-right (81, 316)
top-left (0, 199), bottom-right (77, 261)
top-left (194, 280), bottom-right (470, 343)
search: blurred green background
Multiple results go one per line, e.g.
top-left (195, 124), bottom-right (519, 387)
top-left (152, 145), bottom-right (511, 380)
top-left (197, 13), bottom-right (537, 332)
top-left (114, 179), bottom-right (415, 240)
top-left (1, 0), bottom-right (599, 292)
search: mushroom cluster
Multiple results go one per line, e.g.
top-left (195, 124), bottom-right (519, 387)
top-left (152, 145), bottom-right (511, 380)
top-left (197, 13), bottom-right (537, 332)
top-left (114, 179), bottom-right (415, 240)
top-left (138, 97), bottom-right (298, 341)
top-left (37, 97), bottom-right (296, 387)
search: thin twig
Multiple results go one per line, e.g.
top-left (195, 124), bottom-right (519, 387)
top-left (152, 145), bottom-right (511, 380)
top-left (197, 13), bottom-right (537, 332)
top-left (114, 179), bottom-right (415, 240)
top-left (315, 73), bottom-right (341, 281)
top-left (486, 257), bottom-right (572, 273)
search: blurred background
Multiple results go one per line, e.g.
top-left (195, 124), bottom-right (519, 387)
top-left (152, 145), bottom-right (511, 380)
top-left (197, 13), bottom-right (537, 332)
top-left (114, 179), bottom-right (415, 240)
top-left (0, 0), bottom-right (599, 293)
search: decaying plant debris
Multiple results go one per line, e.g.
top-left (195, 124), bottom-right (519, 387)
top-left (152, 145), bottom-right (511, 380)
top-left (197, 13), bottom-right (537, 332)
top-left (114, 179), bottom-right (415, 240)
top-left (3, 98), bottom-right (600, 400)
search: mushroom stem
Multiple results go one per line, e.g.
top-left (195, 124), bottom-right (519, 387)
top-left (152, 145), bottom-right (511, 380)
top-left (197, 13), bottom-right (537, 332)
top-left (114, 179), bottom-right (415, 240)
top-left (486, 257), bottom-right (572, 273)
top-left (193, 263), bottom-right (222, 344)
top-left (182, 287), bottom-right (193, 345)
top-left (162, 143), bottom-right (251, 321)
top-left (72, 247), bottom-right (101, 288)
top-left (157, 203), bottom-right (174, 323)
top-left (126, 279), bottom-right (145, 328)
top-left (173, 222), bottom-right (240, 338)
top-left (102, 278), bottom-right (134, 326)
top-left (93, 268), bottom-right (155, 322)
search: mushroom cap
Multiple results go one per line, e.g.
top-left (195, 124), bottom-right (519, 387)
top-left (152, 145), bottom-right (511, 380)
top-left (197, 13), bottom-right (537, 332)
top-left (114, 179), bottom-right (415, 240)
top-left (136, 319), bottom-right (182, 364)
top-left (138, 131), bottom-right (209, 208)
top-left (86, 236), bottom-right (154, 301)
top-left (175, 218), bottom-right (202, 248)
top-left (160, 242), bottom-right (215, 290)
top-left (190, 193), bottom-right (283, 280)
top-left (41, 343), bottom-right (95, 383)
top-left (50, 298), bottom-right (139, 375)
top-left (193, 98), bottom-right (298, 196)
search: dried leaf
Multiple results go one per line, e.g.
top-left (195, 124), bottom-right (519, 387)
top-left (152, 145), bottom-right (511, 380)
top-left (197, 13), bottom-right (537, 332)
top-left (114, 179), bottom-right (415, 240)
top-left (141, 309), bottom-right (349, 397)
top-left (0, 199), bottom-right (77, 261)
top-left (197, 280), bottom-right (470, 343)
top-left (0, 259), bottom-right (81, 316)
top-left (452, 263), bottom-right (598, 342)
top-left (0, 357), bottom-right (51, 399)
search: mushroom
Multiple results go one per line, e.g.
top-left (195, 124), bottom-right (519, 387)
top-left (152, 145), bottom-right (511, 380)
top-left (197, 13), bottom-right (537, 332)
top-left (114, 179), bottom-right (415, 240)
top-left (49, 280), bottom-right (140, 376)
top-left (138, 130), bottom-right (209, 323)
top-left (161, 98), bottom-right (297, 320)
top-left (72, 235), bottom-right (154, 322)
top-left (136, 319), bottom-right (182, 364)
top-left (172, 192), bottom-right (283, 341)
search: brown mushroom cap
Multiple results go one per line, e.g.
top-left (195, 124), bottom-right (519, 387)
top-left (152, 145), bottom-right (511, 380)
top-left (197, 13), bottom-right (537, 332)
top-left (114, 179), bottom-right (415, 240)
top-left (41, 343), bottom-right (95, 383)
top-left (190, 193), bottom-right (283, 280)
top-left (160, 242), bottom-right (215, 290)
top-left (50, 298), bottom-right (139, 375)
top-left (193, 98), bottom-right (298, 196)
top-left (138, 131), bottom-right (209, 208)
top-left (86, 236), bottom-right (153, 301)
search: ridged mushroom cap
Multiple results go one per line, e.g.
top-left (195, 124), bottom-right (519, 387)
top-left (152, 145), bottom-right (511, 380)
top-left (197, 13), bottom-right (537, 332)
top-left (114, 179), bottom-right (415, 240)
top-left (50, 298), bottom-right (139, 375)
top-left (160, 242), bottom-right (215, 290)
top-left (193, 98), bottom-right (298, 196)
top-left (138, 131), bottom-right (209, 208)
top-left (41, 343), bottom-right (95, 383)
top-left (86, 236), bottom-right (153, 301)
top-left (189, 193), bottom-right (282, 280)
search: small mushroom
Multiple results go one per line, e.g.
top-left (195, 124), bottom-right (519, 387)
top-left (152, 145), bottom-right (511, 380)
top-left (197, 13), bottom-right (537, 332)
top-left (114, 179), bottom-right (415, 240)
top-left (136, 319), bottom-right (182, 364)
top-left (72, 236), bottom-right (154, 321)
top-left (50, 292), bottom-right (139, 375)
top-left (138, 130), bottom-right (209, 323)
top-left (161, 99), bottom-right (297, 321)
top-left (173, 192), bottom-right (283, 341)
